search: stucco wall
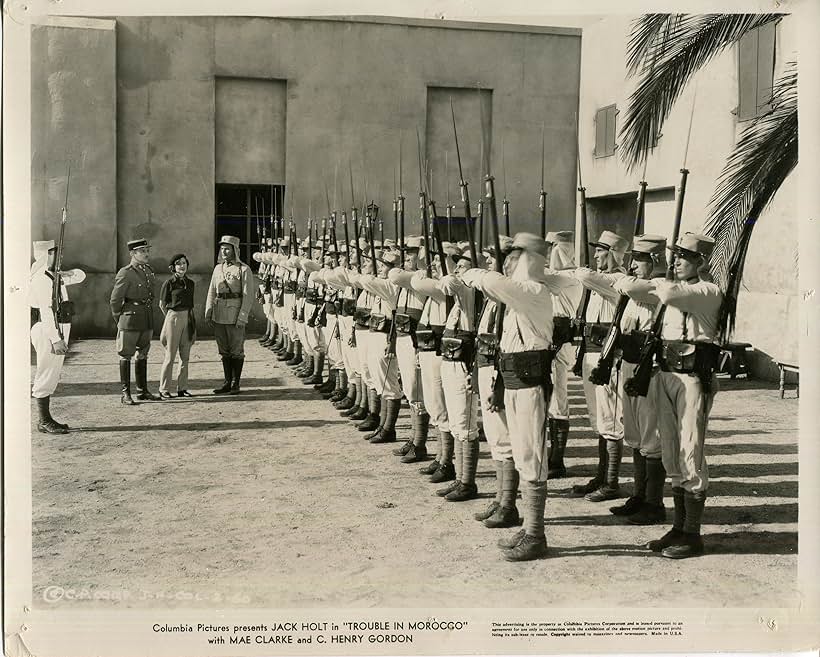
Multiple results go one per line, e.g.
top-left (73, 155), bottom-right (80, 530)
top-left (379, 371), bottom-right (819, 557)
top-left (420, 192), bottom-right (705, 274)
top-left (577, 15), bottom-right (799, 380)
top-left (31, 15), bottom-right (581, 336)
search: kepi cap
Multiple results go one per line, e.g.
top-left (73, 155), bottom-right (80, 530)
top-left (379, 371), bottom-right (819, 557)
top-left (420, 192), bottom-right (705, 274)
top-left (545, 230), bottom-right (574, 245)
top-left (630, 234), bottom-right (667, 256)
top-left (128, 238), bottom-right (150, 251)
top-left (218, 235), bottom-right (240, 253)
top-left (589, 230), bottom-right (628, 253)
top-left (668, 232), bottom-right (715, 258)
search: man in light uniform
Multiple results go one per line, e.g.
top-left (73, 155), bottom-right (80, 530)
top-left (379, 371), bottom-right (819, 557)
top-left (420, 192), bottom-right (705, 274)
top-left (346, 243), bottom-right (378, 425)
top-left (354, 249), bottom-right (403, 442)
top-left (387, 236), bottom-right (429, 461)
top-left (617, 233), bottom-right (723, 558)
top-left (205, 235), bottom-right (253, 394)
top-left (299, 243), bottom-right (325, 384)
top-left (110, 238), bottom-right (161, 404)
top-left (462, 233), bottom-right (554, 561)
top-left (437, 245), bottom-right (485, 502)
top-left (573, 230), bottom-right (628, 501)
top-left (609, 235), bottom-right (668, 525)
top-left (472, 237), bottom-right (520, 527)
top-left (543, 231), bottom-right (583, 478)
top-left (412, 245), bottom-right (457, 485)
top-left (30, 240), bottom-right (86, 433)
top-left (314, 244), bottom-right (348, 401)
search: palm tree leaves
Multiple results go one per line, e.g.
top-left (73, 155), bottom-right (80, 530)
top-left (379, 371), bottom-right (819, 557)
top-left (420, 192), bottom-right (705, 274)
top-left (621, 13), bottom-right (784, 169)
top-left (706, 62), bottom-right (797, 339)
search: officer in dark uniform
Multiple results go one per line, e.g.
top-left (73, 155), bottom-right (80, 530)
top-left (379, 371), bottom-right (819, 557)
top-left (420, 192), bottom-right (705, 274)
top-left (110, 238), bottom-right (161, 405)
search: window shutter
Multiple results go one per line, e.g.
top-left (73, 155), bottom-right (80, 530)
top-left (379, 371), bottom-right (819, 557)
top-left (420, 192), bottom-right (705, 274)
top-left (594, 107), bottom-right (606, 157)
top-left (605, 105), bottom-right (617, 155)
top-left (737, 29), bottom-right (759, 120)
top-left (756, 21), bottom-right (776, 115)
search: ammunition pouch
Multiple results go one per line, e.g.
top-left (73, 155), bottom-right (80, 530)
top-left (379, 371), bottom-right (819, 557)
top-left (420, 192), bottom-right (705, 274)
top-left (440, 330), bottom-right (475, 365)
top-left (56, 300), bottom-right (75, 323)
top-left (325, 300), bottom-right (337, 316)
top-left (552, 316), bottom-right (574, 346)
top-left (498, 349), bottom-right (553, 391)
top-left (394, 310), bottom-right (421, 335)
top-left (353, 308), bottom-right (371, 330)
top-left (284, 281), bottom-right (297, 294)
top-left (618, 331), bottom-right (650, 364)
top-left (476, 333), bottom-right (499, 368)
top-left (415, 324), bottom-right (444, 353)
top-left (368, 313), bottom-right (392, 334)
top-left (659, 341), bottom-right (721, 377)
top-left (295, 286), bottom-right (307, 299)
top-left (342, 298), bottom-right (357, 316)
top-left (305, 288), bottom-right (320, 304)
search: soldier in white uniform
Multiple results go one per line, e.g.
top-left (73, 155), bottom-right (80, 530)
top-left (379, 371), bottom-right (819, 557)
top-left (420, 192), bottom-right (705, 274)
top-left (543, 231), bottom-right (583, 479)
top-left (204, 235), bottom-right (253, 394)
top-left (618, 233), bottom-right (723, 559)
top-left (609, 235), bottom-right (668, 525)
top-left (573, 230), bottom-right (628, 501)
top-left (30, 240), bottom-right (86, 433)
top-left (387, 236), bottom-right (429, 461)
top-left (462, 233), bottom-right (554, 561)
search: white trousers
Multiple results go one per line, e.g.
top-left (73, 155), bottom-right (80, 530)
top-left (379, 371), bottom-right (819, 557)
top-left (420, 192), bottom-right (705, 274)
top-left (440, 360), bottom-right (480, 441)
top-left (548, 342), bottom-right (574, 420)
top-left (477, 365), bottom-right (512, 460)
top-left (505, 385), bottom-right (549, 483)
top-left (366, 331), bottom-right (402, 400)
top-left (337, 316), bottom-right (359, 377)
top-left (323, 314), bottom-right (343, 368)
top-left (303, 303), bottom-right (323, 354)
top-left (395, 335), bottom-right (423, 406)
top-left (650, 370), bottom-right (716, 493)
top-left (620, 361), bottom-right (662, 458)
top-left (356, 329), bottom-right (373, 387)
top-left (31, 322), bottom-right (70, 398)
top-left (418, 350), bottom-right (449, 432)
top-left (581, 353), bottom-right (624, 440)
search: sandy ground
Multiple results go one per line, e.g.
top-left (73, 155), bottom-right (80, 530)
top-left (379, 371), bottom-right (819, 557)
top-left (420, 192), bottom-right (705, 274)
top-left (31, 338), bottom-right (798, 609)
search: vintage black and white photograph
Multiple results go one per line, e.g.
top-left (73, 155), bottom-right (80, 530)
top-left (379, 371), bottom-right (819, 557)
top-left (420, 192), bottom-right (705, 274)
top-left (3, 0), bottom-right (819, 655)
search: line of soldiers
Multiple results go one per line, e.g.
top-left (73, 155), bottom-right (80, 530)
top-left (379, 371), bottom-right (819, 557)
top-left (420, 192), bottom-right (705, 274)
top-left (252, 220), bottom-right (724, 561)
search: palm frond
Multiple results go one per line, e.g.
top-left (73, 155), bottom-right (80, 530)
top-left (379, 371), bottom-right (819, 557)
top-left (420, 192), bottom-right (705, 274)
top-left (625, 14), bottom-right (678, 76)
top-left (705, 62), bottom-right (797, 339)
top-left (621, 13), bottom-right (784, 169)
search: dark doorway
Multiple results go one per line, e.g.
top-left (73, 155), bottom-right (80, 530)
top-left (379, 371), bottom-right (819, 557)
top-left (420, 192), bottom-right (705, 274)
top-left (215, 184), bottom-right (285, 271)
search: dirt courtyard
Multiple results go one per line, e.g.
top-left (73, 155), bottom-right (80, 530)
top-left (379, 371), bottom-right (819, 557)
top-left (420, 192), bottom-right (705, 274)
top-left (30, 338), bottom-right (799, 610)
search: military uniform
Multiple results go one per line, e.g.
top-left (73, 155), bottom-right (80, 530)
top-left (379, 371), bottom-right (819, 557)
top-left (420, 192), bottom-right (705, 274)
top-left (205, 235), bottom-right (253, 393)
top-left (30, 239), bottom-right (86, 433)
top-left (110, 238), bottom-right (160, 404)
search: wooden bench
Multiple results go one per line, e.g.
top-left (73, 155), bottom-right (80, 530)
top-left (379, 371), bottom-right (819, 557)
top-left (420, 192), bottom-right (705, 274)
top-left (776, 362), bottom-right (799, 399)
top-left (719, 342), bottom-right (753, 379)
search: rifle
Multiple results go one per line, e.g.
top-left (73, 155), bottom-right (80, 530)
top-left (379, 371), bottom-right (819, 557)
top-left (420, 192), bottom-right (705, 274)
top-left (502, 136), bottom-right (510, 235)
top-left (417, 128), bottom-right (433, 277)
top-left (52, 165), bottom-right (72, 340)
top-left (450, 98), bottom-right (478, 266)
top-left (477, 198), bottom-right (485, 253)
top-left (445, 151), bottom-right (454, 242)
top-left (588, 158), bottom-right (649, 385)
top-left (539, 123), bottom-right (547, 239)
top-left (483, 164), bottom-right (505, 345)
top-left (365, 205), bottom-right (378, 274)
top-left (625, 89), bottom-right (696, 398)
top-left (571, 148), bottom-right (591, 377)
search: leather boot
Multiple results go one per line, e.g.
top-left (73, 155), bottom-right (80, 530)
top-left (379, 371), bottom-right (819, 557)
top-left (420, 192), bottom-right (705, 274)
top-left (229, 358), bottom-right (244, 394)
top-left (547, 418), bottom-right (569, 479)
top-left (272, 333), bottom-right (286, 352)
top-left (400, 410), bottom-right (430, 461)
top-left (611, 449), bottom-right (646, 516)
top-left (662, 491), bottom-right (706, 559)
top-left (356, 389), bottom-right (381, 431)
top-left (647, 487), bottom-right (686, 552)
top-left (627, 457), bottom-right (666, 525)
top-left (213, 356), bottom-right (233, 394)
top-left (120, 359), bottom-right (136, 405)
top-left (135, 359), bottom-right (161, 400)
top-left (36, 396), bottom-right (68, 434)
top-left (586, 439), bottom-right (621, 501)
top-left (485, 459), bottom-right (521, 528)
top-left (370, 398), bottom-right (401, 443)
top-left (475, 460), bottom-right (503, 521)
top-left (348, 382), bottom-right (370, 421)
top-left (364, 394), bottom-right (388, 439)
top-left (285, 341), bottom-right (302, 366)
top-left (394, 405), bottom-right (417, 456)
top-left (318, 370), bottom-right (337, 394)
top-left (446, 440), bottom-right (479, 501)
top-left (419, 459), bottom-right (441, 475)
top-left (338, 379), bottom-right (360, 413)
top-left (305, 351), bottom-right (325, 385)
top-left (277, 335), bottom-right (292, 359)
top-left (327, 370), bottom-right (348, 400)
top-left (297, 354), bottom-right (314, 377)
top-left (430, 431), bottom-right (455, 481)
top-left (502, 480), bottom-right (548, 561)
top-left (572, 435), bottom-right (607, 495)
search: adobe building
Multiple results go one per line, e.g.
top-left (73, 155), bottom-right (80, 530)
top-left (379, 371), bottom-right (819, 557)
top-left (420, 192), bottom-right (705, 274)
top-left (30, 15), bottom-right (583, 337)
top-left (577, 15), bottom-right (798, 379)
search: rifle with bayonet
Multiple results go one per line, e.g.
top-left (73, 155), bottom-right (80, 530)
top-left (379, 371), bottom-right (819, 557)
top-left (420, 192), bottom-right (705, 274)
top-left (52, 165), bottom-right (74, 339)
top-left (450, 98), bottom-right (479, 266)
top-left (571, 146), bottom-right (591, 378)
top-left (539, 123), bottom-right (547, 239)
top-left (501, 136), bottom-right (510, 236)
top-left (588, 159), bottom-right (649, 385)
top-left (417, 128), bottom-right (433, 278)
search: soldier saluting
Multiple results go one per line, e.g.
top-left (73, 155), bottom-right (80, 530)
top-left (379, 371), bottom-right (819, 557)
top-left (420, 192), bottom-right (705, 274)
top-left (110, 238), bottom-right (161, 405)
top-left (205, 235), bottom-right (253, 394)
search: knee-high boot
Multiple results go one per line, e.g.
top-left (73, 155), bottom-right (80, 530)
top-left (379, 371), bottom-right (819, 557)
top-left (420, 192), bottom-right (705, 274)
top-left (485, 459), bottom-right (521, 528)
top-left (586, 439), bottom-right (621, 502)
top-left (370, 398), bottom-right (401, 443)
top-left (445, 439), bottom-right (479, 501)
top-left (572, 435), bottom-right (607, 495)
top-left (356, 389), bottom-right (381, 431)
